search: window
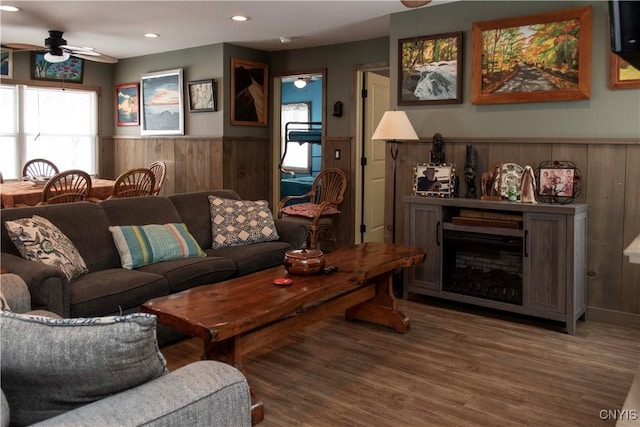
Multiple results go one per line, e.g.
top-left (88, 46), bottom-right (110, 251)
top-left (281, 102), bottom-right (310, 173)
top-left (0, 85), bottom-right (97, 180)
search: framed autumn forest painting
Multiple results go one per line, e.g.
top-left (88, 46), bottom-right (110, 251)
top-left (609, 53), bottom-right (640, 89)
top-left (398, 32), bottom-right (463, 105)
top-left (471, 6), bottom-right (592, 105)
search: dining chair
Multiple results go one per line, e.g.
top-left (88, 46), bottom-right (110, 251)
top-left (277, 168), bottom-right (347, 250)
top-left (40, 169), bottom-right (93, 205)
top-left (22, 159), bottom-right (60, 180)
top-left (111, 168), bottom-right (156, 198)
top-left (147, 161), bottom-right (167, 196)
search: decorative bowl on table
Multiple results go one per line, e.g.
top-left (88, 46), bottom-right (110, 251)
top-left (23, 176), bottom-right (49, 187)
top-left (283, 247), bottom-right (325, 275)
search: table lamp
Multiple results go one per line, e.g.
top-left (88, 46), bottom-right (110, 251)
top-left (371, 110), bottom-right (419, 243)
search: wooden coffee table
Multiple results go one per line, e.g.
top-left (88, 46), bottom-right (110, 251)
top-left (142, 242), bottom-right (425, 424)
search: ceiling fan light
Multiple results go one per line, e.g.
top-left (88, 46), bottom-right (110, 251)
top-left (44, 50), bottom-right (70, 63)
top-left (294, 78), bottom-right (307, 89)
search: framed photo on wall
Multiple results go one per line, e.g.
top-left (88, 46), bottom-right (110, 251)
top-left (31, 52), bottom-right (84, 83)
top-left (187, 79), bottom-right (217, 112)
top-left (115, 83), bottom-right (140, 126)
top-left (231, 58), bottom-right (268, 126)
top-left (398, 31), bottom-right (463, 105)
top-left (609, 53), bottom-right (640, 89)
top-left (140, 68), bottom-right (184, 135)
top-left (471, 6), bottom-right (592, 105)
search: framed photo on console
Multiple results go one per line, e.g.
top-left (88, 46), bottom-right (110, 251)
top-left (413, 163), bottom-right (454, 197)
top-left (535, 160), bottom-right (581, 204)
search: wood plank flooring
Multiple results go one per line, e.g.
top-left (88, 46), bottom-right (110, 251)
top-left (161, 297), bottom-right (640, 427)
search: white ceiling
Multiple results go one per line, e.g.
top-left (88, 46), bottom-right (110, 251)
top-left (0, 1), bottom-right (452, 61)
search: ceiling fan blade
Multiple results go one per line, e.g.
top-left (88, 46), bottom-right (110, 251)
top-left (2, 43), bottom-right (44, 51)
top-left (70, 52), bottom-right (118, 64)
top-left (400, 0), bottom-right (431, 7)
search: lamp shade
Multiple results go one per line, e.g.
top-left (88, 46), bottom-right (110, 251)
top-left (371, 110), bottom-right (419, 141)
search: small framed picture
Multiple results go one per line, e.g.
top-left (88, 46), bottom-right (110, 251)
top-left (115, 83), bottom-right (140, 126)
top-left (187, 79), bottom-right (217, 112)
top-left (1, 48), bottom-right (13, 79)
top-left (535, 160), bottom-right (581, 204)
top-left (413, 163), bottom-right (454, 197)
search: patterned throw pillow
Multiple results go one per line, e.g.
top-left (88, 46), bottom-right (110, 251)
top-left (208, 196), bottom-right (279, 249)
top-left (0, 312), bottom-right (167, 425)
top-left (4, 215), bottom-right (88, 282)
top-left (109, 223), bottom-right (206, 269)
top-left (280, 202), bottom-right (340, 219)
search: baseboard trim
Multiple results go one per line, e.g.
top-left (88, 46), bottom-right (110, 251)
top-left (587, 306), bottom-right (640, 329)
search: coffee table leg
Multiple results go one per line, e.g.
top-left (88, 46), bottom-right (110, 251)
top-left (344, 271), bottom-right (410, 333)
top-left (203, 338), bottom-right (265, 425)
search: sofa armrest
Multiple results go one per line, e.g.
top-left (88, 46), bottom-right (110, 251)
top-left (275, 218), bottom-right (308, 249)
top-left (0, 254), bottom-right (68, 317)
top-left (0, 274), bottom-right (32, 314)
top-left (31, 360), bottom-right (251, 427)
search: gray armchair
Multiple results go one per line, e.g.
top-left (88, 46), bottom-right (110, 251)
top-left (0, 274), bottom-right (251, 427)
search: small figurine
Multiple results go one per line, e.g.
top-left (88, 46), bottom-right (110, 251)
top-left (464, 145), bottom-right (478, 198)
top-left (430, 133), bottom-right (445, 164)
top-left (481, 162), bottom-right (502, 200)
top-left (519, 165), bottom-right (538, 204)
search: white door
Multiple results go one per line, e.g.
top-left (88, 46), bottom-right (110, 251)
top-left (363, 71), bottom-right (390, 242)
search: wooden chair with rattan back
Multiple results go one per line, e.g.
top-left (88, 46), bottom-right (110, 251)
top-left (40, 169), bottom-right (93, 205)
top-left (278, 168), bottom-right (347, 250)
top-left (22, 159), bottom-right (59, 180)
top-left (147, 161), bottom-right (167, 196)
top-left (111, 168), bottom-right (156, 198)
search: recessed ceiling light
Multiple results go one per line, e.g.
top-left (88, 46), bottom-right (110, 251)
top-left (231, 15), bottom-right (249, 22)
top-left (144, 33), bottom-right (159, 38)
top-left (0, 5), bottom-right (20, 12)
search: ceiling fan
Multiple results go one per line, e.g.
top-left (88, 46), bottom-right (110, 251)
top-left (2, 30), bottom-right (118, 64)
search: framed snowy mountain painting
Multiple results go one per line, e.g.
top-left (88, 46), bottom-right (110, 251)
top-left (398, 31), bottom-right (462, 105)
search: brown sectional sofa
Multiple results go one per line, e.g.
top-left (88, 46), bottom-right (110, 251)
top-left (1, 190), bottom-right (307, 322)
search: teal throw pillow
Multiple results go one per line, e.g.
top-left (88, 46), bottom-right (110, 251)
top-left (109, 223), bottom-right (206, 269)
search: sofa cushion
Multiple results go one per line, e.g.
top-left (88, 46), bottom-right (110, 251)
top-left (169, 190), bottom-right (242, 250)
top-left (0, 202), bottom-right (122, 272)
top-left (138, 256), bottom-right (237, 293)
top-left (208, 240), bottom-right (291, 276)
top-left (208, 196), bottom-right (279, 249)
top-left (69, 269), bottom-right (170, 317)
top-left (4, 215), bottom-right (88, 282)
top-left (100, 195), bottom-right (182, 226)
top-left (109, 223), bottom-right (206, 269)
top-left (0, 311), bottom-right (167, 426)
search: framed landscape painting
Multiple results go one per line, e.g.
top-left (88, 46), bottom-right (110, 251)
top-left (140, 68), bottom-right (184, 135)
top-left (398, 32), bottom-right (462, 105)
top-left (231, 58), bottom-right (268, 126)
top-left (471, 6), bottom-right (592, 105)
top-left (115, 83), bottom-right (140, 126)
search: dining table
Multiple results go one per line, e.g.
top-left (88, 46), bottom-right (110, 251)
top-left (0, 178), bottom-right (116, 208)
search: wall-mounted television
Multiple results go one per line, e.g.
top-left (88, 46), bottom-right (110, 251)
top-left (609, 0), bottom-right (640, 68)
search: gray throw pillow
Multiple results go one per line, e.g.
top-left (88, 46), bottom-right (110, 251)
top-left (0, 312), bottom-right (167, 426)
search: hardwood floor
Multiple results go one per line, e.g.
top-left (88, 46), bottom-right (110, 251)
top-left (161, 297), bottom-right (640, 427)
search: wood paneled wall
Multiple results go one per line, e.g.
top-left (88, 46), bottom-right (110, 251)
top-left (103, 136), bottom-right (269, 201)
top-left (102, 135), bottom-right (639, 320)
top-left (396, 137), bottom-right (640, 318)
